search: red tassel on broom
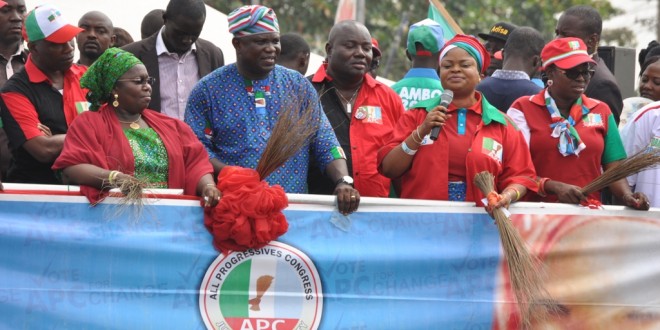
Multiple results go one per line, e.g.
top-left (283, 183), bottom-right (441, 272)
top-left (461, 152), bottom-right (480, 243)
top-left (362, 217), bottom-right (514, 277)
top-left (474, 171), bottom-right (554, 329)
top-left (204, 95), bottom-right (320, 255)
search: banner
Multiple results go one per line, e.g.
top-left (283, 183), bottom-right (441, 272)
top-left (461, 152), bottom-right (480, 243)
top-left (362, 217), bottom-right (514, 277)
top-left (1, 189), bottom-right (659, 329)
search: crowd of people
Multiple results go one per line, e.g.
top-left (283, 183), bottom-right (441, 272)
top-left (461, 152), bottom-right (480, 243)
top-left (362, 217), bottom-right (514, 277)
top-left (0, 0), bottom-right (656, 211)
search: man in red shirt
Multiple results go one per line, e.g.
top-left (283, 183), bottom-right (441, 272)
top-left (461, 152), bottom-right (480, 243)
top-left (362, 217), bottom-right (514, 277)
top-left (309, 20), bottom-right (404, 197)
top-left (0, 4), bottom-right (87, 183)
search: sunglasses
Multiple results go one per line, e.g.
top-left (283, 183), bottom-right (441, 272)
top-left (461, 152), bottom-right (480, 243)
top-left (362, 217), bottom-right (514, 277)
top-left (556, 68), bottom-right (595, 80)
top-left (117, 76), bottom-right (156, 86)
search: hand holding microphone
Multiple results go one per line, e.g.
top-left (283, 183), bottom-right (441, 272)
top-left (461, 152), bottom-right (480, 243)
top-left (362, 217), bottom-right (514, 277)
top-left (429, 90), bottom-right (453, 141)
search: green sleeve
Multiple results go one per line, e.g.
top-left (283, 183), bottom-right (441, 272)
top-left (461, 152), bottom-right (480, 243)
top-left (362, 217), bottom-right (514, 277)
top-left (602, 113), bottom-right (627, 164)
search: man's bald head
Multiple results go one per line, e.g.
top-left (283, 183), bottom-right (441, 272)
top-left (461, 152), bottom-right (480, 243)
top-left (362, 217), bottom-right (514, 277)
top-left (328, 20), bottom-right (369, 45)
top-left (326, 20), bottom-right (373, 81)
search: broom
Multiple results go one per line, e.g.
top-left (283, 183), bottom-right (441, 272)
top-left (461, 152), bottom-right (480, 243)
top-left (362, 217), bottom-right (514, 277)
top-left (205, 94), bottom-right (321, 253)
top-left (474, 171), bottom-right (551, 329)
top-left (255, 96), bottom-right (319, 179)
top-left (581, 148), bottom-right (660, 195)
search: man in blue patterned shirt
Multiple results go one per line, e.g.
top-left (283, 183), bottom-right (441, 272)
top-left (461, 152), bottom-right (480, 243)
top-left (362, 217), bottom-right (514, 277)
top-left (185, 5), bottom-right (359, 214)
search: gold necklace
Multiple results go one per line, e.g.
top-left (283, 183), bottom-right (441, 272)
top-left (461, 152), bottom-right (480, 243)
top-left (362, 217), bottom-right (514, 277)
top-left (117, 115), bottom-right (142, 129)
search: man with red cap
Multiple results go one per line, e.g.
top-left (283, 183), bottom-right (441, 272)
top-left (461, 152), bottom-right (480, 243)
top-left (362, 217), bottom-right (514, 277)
top-left (0, 0), bottom-right (27, 186)
top-left (368, 37), bottom-right (381, 79)
top-left (0, 4), bottom-right (87, 184)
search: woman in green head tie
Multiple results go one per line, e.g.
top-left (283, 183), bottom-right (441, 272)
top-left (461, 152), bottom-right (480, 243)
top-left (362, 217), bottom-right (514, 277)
top-left (53, 48), bottom-right (220, 206)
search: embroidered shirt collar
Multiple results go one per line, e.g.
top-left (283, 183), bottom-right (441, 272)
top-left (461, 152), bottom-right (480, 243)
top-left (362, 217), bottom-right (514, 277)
top-left (491, 69), bottom-right (530, 80)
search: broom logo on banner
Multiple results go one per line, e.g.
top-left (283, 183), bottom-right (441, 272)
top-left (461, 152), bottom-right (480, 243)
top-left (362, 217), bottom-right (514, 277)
top-left (199, 241), bottom-right (323, 330)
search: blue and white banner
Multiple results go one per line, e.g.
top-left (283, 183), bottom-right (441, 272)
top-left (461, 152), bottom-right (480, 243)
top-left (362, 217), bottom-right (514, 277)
top-left (1, 188), bottom-right (659, 329)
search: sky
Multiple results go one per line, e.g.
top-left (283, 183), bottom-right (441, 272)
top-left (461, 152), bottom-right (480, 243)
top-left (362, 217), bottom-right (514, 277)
top-left (604, 0), bottom-right (656, 48)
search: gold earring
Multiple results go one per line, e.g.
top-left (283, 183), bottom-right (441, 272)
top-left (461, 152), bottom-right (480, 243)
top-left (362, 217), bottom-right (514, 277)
top-left (112, 94), bottom-right (119, 107)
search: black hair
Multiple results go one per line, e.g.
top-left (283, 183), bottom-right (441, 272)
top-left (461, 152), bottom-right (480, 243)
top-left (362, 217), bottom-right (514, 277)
top-left (640, 55), bottom-right (660, 77)
top-left (503, 26), bottom-right (544, 59)
top-left (279, 33), bottom-right (310, 61)
top-left (141, 9), bottom-right (165, 39)
top-left (639, 40), bottom-right (660, 68)
top-left (563, 5), bottom-right (602, 36)
top-left (165, 0), bottom-right (206, 21)
top-left (112, 27), bottom-right (134, 47)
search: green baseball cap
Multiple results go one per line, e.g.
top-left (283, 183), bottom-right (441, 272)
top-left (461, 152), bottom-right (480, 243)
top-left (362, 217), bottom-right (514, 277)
top-left (407, 19), bottom-right (445, 56)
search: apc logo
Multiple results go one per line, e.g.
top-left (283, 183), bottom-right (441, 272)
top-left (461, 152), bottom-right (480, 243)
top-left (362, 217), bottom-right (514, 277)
top-left (199, 241), bottom-right (323, 330)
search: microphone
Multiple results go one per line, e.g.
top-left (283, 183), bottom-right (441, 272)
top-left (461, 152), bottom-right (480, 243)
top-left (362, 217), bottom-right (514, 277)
top-left (430, 90), bottom-right (453, 141)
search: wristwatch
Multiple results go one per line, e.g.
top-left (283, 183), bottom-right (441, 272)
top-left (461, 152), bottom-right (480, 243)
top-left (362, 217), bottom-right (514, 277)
top-left (335, 176), bottom-right (354, 187)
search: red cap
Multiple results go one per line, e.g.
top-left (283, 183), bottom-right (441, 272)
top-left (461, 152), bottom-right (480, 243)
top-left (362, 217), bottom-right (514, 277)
top-left (541, 37), bottom-right (596, 70)
top-left (371, 38), bottom-right (382, 57)
top-left (0, 1), bottom-right (7, 8)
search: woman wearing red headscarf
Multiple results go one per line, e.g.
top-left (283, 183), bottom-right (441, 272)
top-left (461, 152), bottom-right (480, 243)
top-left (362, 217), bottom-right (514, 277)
top-left (508, 38), bottom-right (649, 210)
top-left (378, 35), bottom-right (537, 207)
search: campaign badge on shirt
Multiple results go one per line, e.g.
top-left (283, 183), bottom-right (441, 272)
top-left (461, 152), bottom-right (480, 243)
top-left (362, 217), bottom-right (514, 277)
top-left (355, 106), bottom-right (383, 124)
top-left (482, 137), bottom-right (503, 164)
top-left (583, 113), bottom-right (603, 127)
top-left (255, 91), bottom-right (266, 108)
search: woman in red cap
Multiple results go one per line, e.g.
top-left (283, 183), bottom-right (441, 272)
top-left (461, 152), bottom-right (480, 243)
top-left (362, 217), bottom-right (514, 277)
top-left (378, 34), bottom-right (537, 209)
top-left (507, 37), bottom-right (649, 209)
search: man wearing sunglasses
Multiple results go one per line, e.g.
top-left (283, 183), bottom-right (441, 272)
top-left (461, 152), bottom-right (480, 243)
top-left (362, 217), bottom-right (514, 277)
top-left (0, 4), bottom-right (87, 184)
top-left (556, 5), bottom-right (623, 125)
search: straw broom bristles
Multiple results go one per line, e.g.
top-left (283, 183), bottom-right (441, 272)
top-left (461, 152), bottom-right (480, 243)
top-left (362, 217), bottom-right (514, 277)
top-left (101, 175), bottom-right (150, 221)
top-left (255, 96), bottom-right (319, 180)
top-left (474, 171), bottom-right (551, 329)
top-left (581, 148), bottom-right (660, 195)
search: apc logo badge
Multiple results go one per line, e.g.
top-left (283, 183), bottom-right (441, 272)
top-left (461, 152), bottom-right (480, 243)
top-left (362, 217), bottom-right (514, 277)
top-left (199, 241), bottom-right (323, 330)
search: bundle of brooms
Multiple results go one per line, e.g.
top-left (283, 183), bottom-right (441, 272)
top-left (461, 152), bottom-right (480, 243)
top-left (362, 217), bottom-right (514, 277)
top-left (581, 147), bottom-right (660, 196)
top-left (474, 171), bottom-right (551, 329)
top-left (204, 96), bottom-right (320, 254)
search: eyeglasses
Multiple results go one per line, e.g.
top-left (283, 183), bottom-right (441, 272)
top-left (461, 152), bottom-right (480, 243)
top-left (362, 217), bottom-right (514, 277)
top-left (556, 68), bottom-right (595, 80)
top-left (117, 76), bottom-right (156, 86)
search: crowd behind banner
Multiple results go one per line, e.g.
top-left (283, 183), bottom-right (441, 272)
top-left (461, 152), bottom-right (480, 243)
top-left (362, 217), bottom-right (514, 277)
top-left (0, 1), bottom-right (657, 209)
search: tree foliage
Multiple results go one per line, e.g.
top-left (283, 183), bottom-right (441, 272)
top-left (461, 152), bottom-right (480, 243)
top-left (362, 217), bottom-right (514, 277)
top-left (206, 0), bottom-right (626, 81)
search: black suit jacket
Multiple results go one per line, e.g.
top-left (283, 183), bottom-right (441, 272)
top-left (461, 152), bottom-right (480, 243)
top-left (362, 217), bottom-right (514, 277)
top-left (121, 34), bottom-right (224, 112)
